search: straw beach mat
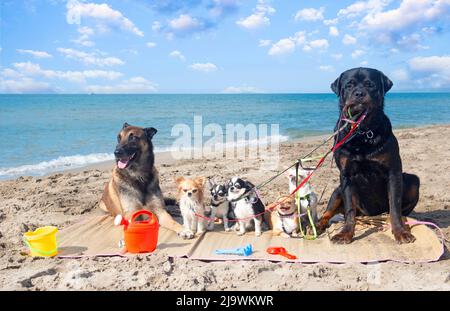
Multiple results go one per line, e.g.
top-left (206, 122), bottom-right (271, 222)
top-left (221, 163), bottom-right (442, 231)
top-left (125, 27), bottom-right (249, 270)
top-left (58, 214), bottom-right (444, 263)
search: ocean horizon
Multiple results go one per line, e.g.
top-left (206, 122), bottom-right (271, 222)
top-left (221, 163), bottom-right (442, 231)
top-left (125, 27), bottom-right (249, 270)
top-left (1, 92), bottom-right (450, 180)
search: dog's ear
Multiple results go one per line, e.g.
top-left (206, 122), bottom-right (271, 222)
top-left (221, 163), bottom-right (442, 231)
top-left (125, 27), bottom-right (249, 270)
top-left (144, 127), bottom-right (157, 141)
top-left (331, 74), bottom-right (342, 96)
top-left (174, 176), bottom-right (185, 185)
top-left (122, 122), bottom-right (130, 129)
top-left (245, 181), bottom-right (255, 192)
top-left (207, 177), bottom-right (215, 189)
top-left (380, 72), bottom-right (393, 95)
top-left (195, 176), bottom-right (206, 187)
top-left (287, 169), bottom-right (295, 180)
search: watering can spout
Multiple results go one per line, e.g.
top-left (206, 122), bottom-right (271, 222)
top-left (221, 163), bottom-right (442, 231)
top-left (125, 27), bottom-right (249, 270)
top-left (114, 214), bottom-right (129, 228)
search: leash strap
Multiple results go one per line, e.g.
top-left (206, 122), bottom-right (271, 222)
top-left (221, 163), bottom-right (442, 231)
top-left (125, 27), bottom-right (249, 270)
top-left (295, 162), bottom-right (318, 240)
top-left (193, 112), bottom-right (367, 223)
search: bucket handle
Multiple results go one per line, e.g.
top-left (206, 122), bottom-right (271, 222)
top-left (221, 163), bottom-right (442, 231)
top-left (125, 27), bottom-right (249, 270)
top-left (131, 210), bottom-right (157, 225)
top-left (23, 231), bottom-right (59, 256)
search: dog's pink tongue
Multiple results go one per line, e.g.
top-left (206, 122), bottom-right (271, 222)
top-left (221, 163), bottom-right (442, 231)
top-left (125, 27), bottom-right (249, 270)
top-left (117, 159), bottom-right (128, 169)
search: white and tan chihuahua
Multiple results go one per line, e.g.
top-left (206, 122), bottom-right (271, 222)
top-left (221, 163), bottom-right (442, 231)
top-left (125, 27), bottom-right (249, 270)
top-left (175, 176), bottom-right (208, 239)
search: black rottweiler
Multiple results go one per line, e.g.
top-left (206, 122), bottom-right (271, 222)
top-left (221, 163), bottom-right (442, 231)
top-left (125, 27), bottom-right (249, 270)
top-left (316, 67), bottom-right (420, 244)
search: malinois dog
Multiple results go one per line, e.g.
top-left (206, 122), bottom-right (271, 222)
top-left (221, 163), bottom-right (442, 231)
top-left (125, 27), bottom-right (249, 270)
top-left (100, 122), bottom-right (192, 239)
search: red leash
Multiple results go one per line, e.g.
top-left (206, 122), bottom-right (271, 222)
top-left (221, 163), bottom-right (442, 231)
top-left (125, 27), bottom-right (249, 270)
top-left (193, 113), bottom-right (367, 223)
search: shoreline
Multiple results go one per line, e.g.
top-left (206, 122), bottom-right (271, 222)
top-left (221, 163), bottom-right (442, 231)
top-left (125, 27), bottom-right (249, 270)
top-left (2, 123), bottom-right (444, 180)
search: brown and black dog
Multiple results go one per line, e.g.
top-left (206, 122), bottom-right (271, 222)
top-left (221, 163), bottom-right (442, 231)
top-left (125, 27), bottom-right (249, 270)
top-left (100, 122), bottom-right (192, 239)
top-left (317, 68), bottom-right (420, 244)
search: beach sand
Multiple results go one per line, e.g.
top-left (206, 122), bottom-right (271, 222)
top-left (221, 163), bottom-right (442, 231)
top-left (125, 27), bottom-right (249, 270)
top-left (0, 125), bottom-right (449, 290)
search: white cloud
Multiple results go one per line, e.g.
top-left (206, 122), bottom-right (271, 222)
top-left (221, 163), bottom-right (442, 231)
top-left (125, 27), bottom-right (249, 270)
top-left (391, 68), bottom-right (409, 81)
top-left (267, 32), bottom-right (328, 55)
top-left (209, 0), bottom-right (240, 17)
top-left (222, 85), bottom-right (263, 93)
top-left (351, 49), bottom-right (365, 58)
top-left (0, 77), bottom-right (53, 93)
top-left (338, 0), bottom-right (391, 18)
top-left (57, 48), bottom-right (124, 66)
top-left (409, 55), bottom-right (450, 74)
top-left (72, 26), bottom-right (95, 47)
top-left (361, 0), bottom-right (449, 32)
top-left (331, 53), bottom-right (343, 60)
top-left (268, 31), bottom-right (305, 56)
top-left (359, 0), bottom-right (450, 49)
top-left (85, 76), bottom-right (157, 93)
top-left (169, 50), bottom-right (186, 61)
top-left (323, 18), bottom-right (338, 26)
top-left (319, 65), bottom-right (335, 72)
top-left (169, 14), bottom-right (202, 32)
top-left (268, 38), bottom-right (296, 56)
top-left (360, 60), bottom-right (369, 65)
top-left (403, 55), bottom-right (450, 89)
top-left (295, 7), bottom-right (325, 21)
top-left (189, 62), bottom-right (218, 73)
top-left (258, 39), bottom-right (272, 47)
top-left (329, 26), bottom-right (339, 37)
top-left (66, 1), bottom-right (144, 36)
top-left (17, 49), bottom-right (52, 58)
top-left (1, 68), bottom-right (22, 78)
top-left (342, 34), bottom-right (357, 45)
top-left (236, 0), bottom-right (275, 29)
top-left (12, 61), bottom-right (122, 83)
top-left (78, 26), bottom-right (94, 36)
top-left (146, 42), bottom-right (157, 48)
top-left (309, 39), bottom-right (329, 49)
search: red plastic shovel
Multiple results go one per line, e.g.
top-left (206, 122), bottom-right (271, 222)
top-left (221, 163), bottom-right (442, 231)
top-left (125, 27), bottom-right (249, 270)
top-left (266, 247), bottom-right (297, 260)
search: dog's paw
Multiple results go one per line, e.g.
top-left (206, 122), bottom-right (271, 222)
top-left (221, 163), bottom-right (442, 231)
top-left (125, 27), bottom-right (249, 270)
top-left (255, 231), bottom-right (262, 237)
top-left (393, 229), bottom-right (416, 244)
top-left (315, 219), bottom-right (329, 234)
top-left (331, 232), bottom-right (353, 244)
top-left (291, 231), bottom-right (299, 238)
top-left (178, 230), bottom-right (195, 240)
top-left (224, 227), bottom-right (232, 232)
top-left (237, 231), bottom-right (245, 236)
top-left (280, 232), bottom-right (291, 239)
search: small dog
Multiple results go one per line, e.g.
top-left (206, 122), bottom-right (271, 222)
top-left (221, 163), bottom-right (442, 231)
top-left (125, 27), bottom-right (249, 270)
top-left (207, 178), bottom-right (231, 231)
top-left (287, 168), bottom-right (318, 230)
top-left (269, 195), bottom-right (299, 238)
top-left (226, 177), bottom-right (265, 236)
top-left (175, 176), bottom-right (208, 239)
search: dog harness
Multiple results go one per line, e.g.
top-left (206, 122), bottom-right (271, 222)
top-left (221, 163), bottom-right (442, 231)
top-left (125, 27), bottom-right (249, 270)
top-left (295, 162), bottom-right (318, 240)
top-left (277, 211), bottom-right (298, 235)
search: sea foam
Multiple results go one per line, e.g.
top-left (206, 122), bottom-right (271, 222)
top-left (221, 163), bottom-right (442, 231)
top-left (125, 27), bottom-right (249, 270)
top-left (0, 153), bottom-right (114, 179)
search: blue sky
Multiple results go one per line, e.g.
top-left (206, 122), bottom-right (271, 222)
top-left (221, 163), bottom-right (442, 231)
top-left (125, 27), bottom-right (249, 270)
top-left (1, 0), bottom-right (449, 93)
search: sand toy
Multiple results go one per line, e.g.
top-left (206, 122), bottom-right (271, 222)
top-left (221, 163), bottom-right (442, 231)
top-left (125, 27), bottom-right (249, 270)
top-left (114, 210), bottom-right (159, 253)
top-left (23, 226), bottom-right (59, 257)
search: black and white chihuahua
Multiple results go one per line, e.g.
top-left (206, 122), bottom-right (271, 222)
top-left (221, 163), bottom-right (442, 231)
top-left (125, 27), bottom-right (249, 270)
top-left (207, 178), bottom-right (231, 231)
top-left (226, 177), bottom-right (265, 236)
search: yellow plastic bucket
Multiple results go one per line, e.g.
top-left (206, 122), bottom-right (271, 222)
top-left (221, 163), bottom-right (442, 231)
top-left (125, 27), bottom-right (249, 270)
top-left (23, 226), bottom-right (59, 257)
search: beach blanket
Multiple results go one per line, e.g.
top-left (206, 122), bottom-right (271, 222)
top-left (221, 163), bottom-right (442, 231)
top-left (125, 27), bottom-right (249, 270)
top-left (58, 215), bottom-right (444, 263)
